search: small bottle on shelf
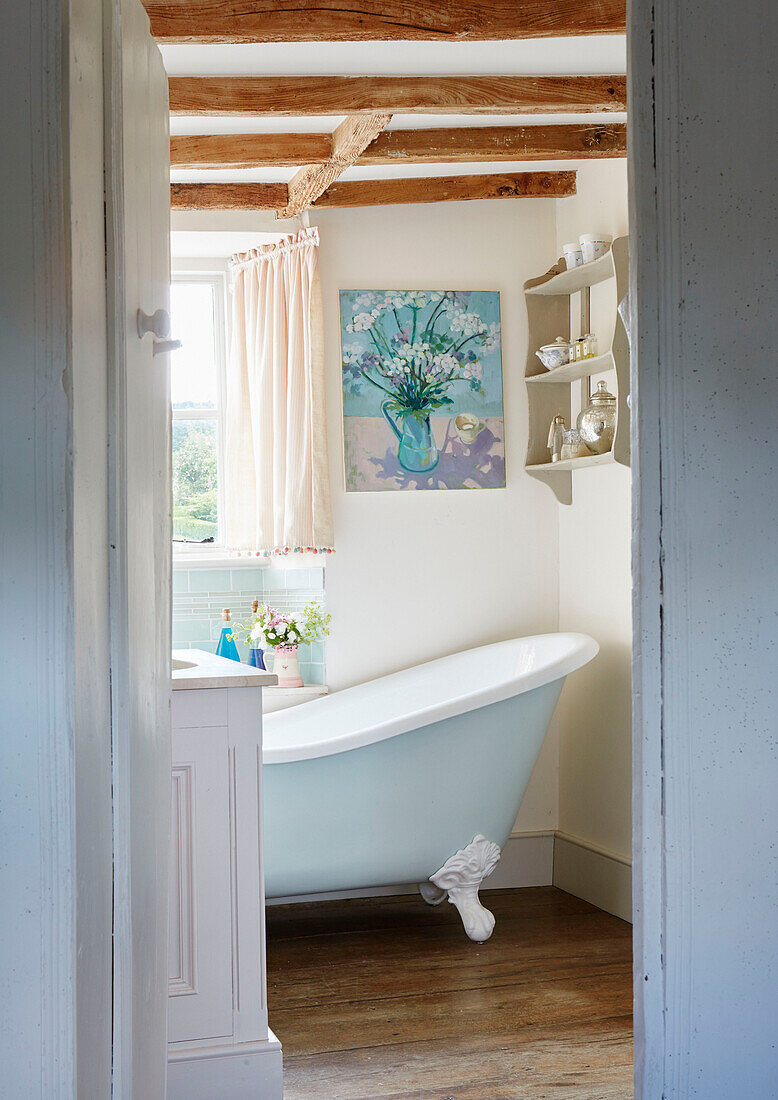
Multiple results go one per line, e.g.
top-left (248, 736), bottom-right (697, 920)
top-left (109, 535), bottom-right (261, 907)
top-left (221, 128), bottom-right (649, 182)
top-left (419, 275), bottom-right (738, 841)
top-left (547, 415), bottom-right (566, 463)
top-left (248, 599), bottom-right (266, 670)
top-left (216, 608), bottom-right (241, 663)
top-left (582, 332), bottom-right (598, 358)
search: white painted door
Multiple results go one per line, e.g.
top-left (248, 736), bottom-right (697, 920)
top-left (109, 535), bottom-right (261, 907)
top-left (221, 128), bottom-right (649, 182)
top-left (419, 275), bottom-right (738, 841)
top-left (106, 0), bottom-right (171, 1095)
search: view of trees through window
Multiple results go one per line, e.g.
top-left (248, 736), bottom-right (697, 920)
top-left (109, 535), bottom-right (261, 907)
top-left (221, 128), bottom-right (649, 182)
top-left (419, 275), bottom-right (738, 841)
top-left (170, 278), bottom-right (222, 542)
top-left (172, 418), bottom-right (218, 541)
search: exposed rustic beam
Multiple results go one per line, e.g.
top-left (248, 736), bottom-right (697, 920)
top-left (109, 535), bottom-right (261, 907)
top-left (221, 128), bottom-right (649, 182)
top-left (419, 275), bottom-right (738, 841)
top-left (170, 124), bottom-right (627, 169)
top-left (145, 0), bottom-right (626, 43)
top-left (360, 123), bottom-right (627, 163)
top-left (280, 113), bottom-right (392, 218)
top-left (170, 173), bottom-right (575, 210)
top-left (170, 182), bottom-right (289, 210)
top-left (312, 171), bottom-right (576, 207)
top-left (170, 132), bottom-right (333, 168)
top-left (168, 76), bottom-right (627, 117)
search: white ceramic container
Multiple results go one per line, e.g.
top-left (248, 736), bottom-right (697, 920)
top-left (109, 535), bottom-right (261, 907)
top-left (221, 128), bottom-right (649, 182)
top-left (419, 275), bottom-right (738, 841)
top-left (563, 242), bottom-right (584, 268)
top-left (454, 413), bottom-right (485, 443)
top-left (536, 336), bottom-right (572, 370)
top-left (579, 233), bottom-right (613, 263)
top-left (273, 645), bottom-right (304, 688)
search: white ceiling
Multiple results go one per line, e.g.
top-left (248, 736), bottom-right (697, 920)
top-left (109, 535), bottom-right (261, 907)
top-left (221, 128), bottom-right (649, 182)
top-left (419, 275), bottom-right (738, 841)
top-left (160, 37), bottom-right (626, 77)
top-left (170, 157), bottom-right (620, 184)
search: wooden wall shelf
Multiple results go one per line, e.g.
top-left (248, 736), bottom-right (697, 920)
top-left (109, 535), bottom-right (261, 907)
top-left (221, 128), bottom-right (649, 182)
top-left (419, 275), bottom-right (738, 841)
top-left (526, 452), bottom-right (615, 473)
top-left (523, 236), bottom-right (630, 504)
top-left (526, 349), bottom-right (616, 385)
top-left (525, 248), bottom-right (617, 297)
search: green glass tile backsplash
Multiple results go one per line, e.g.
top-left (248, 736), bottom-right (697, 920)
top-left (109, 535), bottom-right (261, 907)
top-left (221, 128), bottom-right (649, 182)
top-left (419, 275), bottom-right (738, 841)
top-left (172, 564), bottom-right (327, 683)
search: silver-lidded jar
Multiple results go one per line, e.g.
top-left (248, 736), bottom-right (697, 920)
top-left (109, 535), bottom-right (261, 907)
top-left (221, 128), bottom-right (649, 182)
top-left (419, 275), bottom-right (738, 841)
top-left (577, 379), bottom-right (617, 454)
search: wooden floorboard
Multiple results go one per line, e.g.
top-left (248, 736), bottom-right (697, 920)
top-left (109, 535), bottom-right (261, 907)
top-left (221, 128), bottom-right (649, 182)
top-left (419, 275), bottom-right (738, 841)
top-left (267, 887), bottom-right (633, 1099)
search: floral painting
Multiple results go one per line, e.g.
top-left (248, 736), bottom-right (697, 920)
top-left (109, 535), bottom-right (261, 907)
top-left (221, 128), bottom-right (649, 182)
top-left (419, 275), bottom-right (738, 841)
top-left (340, 290), bottom-right (505, 492)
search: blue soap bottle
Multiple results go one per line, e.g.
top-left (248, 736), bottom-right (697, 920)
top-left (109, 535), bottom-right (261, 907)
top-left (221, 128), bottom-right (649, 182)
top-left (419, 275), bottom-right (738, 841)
top-left (216, 608), bottom-right (241, 662)
top-left (247, 598), bottom-right (266, 670)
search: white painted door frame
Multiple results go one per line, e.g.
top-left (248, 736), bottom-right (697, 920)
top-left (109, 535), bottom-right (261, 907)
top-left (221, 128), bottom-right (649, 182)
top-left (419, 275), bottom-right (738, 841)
top-left (105, 0), bottom-right (172, 1094)
top-left (1, 0), bottom-right (171, 1094)
top-left (630, 0), bottom-right (778, 1094)
top-left (0, 0), bottom-right (81, 1091)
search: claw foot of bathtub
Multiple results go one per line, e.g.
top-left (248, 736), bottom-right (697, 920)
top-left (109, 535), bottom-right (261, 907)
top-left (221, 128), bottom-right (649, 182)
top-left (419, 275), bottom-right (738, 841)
top-left (429, 834), bottom-right (501, 943)
top-left (418, 882), bottom-right (447, 906)
top-left (446, 885), bottom-right (496, 943)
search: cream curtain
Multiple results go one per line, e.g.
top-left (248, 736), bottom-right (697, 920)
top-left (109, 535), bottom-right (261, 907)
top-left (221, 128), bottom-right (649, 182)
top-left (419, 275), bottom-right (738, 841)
top-left (225, 227), bottom-right (334, 556)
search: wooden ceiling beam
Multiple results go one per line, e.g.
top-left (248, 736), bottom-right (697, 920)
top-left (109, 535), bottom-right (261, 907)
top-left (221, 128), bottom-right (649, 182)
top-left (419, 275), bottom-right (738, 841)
top-left (170, 124), bottom-right (626, 169)
top-left (280, 113), bottom-right (392, 218)
top-left (170, 182), bottom-right (289, 210)
top-left (360, 122), bottom-right (627, 163)
top-left (312, 171), bottom-right (576, 207)
top-left (169, 172), bottom-right (576, 210)
top-left (168, 75), bottom-right (627, 116)
top-left (145, 0), bottom-right (626, 44)
top-left (170, 132), bottom-right (333, 168)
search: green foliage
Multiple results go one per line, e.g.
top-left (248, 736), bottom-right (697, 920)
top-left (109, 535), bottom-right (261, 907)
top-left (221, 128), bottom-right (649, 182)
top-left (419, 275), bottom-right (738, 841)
top-left (172, 420), bottom-right (218, 541)
top-left (236, 600), bottom-right (331, 650)
top-left (298, 601), bottom-right (332, 645)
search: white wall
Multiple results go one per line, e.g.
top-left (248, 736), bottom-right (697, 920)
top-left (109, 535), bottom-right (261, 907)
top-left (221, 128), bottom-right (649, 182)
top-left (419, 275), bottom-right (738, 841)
top-left (553, 164), bottom-right (633, 905)
top-left (170, 175), bottom-right (633, 849)
top-left (313, 199), bottom-right (563, 834)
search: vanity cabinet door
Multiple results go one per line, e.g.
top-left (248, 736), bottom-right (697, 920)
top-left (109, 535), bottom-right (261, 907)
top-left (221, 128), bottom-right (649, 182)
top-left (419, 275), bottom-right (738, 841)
top-left (168, 726), bottom-right (233, 1043)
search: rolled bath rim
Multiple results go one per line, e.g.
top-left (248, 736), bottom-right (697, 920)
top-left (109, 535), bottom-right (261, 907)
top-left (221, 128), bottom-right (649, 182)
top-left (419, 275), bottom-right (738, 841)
top-left (263, 632), bottom-right (598, 765)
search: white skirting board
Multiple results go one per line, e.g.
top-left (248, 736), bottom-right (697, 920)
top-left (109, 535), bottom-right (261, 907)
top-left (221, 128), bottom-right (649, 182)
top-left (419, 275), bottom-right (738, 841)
top-left (553, 830), bottom-right (632, 923)
top-left (168, 1032), bottom-right (283, 1100)
top-left (266, 830), bottom-right (634, 924)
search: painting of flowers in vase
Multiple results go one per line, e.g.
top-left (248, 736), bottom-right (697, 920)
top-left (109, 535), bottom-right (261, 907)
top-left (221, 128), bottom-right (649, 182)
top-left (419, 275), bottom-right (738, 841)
top-left (340, 290), bottom-right (505, 492)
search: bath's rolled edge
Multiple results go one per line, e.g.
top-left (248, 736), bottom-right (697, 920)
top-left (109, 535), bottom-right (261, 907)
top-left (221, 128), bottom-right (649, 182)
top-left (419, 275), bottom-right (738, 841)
top-left (263, 632), bottom-right (599, 765)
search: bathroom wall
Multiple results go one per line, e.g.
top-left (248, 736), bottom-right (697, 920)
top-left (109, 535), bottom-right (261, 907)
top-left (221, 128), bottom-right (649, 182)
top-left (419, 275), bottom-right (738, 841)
top-left (172, 564), bottom-right (327, 683)
top-left (170, 169), bottom-right (632, 862)
top-left (312, 197), bottom-right (563, 836)
top-left (553, 161), bottom-right (633, 918)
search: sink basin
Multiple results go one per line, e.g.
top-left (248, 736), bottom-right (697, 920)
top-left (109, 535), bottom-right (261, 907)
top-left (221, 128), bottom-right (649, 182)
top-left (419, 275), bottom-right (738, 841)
top-left (172, 658), bottom-right (196, 671)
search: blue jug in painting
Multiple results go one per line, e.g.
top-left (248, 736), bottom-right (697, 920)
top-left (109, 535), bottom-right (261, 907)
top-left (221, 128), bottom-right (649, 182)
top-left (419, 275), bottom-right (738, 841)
top-left (381, 402), bottom-right (439, 473)
top-left (216, 608), bottom-right (241, 662)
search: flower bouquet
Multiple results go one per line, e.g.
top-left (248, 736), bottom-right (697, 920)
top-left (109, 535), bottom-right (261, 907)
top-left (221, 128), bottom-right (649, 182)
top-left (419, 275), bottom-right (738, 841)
top-left (342, 290), bottom-right (500, 473)
top-left (239, 601), bottom-right (331, 687)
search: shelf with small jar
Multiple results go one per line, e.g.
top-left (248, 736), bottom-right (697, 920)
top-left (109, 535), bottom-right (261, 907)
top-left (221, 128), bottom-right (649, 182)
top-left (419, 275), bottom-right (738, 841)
top-left (523, 235), bottom-right (630, 504)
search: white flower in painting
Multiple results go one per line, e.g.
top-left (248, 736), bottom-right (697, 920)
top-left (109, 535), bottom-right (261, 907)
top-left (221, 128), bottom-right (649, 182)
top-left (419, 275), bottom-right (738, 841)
top-left (355, 292), bottom-right (376, 309)
top-left (342, 342), bottom-right (364, 367)
top-left (435, 353), bottom-right (459, 374)
top-left (483, 321), bottom-right (501, 353)
top-left (348, 311), bottom-right (378, 333)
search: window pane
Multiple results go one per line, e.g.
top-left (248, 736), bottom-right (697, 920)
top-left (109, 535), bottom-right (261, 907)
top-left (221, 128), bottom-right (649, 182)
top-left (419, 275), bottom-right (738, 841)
top-left (170, 281), bottom-right (219, 411)
top-left (172, 419), bottom-right (218, 542)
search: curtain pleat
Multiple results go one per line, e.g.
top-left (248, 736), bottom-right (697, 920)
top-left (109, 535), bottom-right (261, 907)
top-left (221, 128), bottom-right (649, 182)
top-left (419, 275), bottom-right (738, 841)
top-left (225, 227), bottom-right (334, 556)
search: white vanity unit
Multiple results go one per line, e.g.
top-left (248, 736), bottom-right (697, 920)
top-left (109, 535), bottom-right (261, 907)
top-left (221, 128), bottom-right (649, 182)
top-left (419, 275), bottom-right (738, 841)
top-left (168, 650), bottom-right (282, 1099)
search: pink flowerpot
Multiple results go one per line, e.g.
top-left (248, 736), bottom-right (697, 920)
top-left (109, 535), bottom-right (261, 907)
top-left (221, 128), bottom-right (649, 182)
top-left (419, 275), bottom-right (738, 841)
top-left (273, 645), bottom-right (304, 688)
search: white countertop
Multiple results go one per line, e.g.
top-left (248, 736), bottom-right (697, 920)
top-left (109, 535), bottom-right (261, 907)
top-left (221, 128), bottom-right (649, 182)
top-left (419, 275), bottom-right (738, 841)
top-left (172, 649), bottom-right (278, 691)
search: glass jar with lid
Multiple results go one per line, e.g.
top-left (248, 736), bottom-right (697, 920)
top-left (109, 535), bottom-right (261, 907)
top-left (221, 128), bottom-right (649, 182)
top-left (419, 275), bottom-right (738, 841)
top-left (577, 379), bottom-right (617, 454)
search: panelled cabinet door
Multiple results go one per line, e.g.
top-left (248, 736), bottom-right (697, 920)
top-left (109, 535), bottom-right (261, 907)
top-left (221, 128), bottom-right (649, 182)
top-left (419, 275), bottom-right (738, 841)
top-left (168, 727), bottom-right (233, 1043)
